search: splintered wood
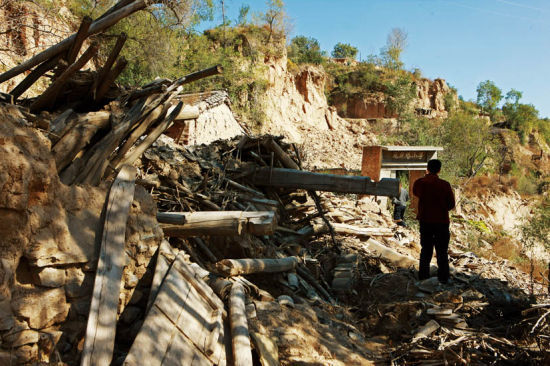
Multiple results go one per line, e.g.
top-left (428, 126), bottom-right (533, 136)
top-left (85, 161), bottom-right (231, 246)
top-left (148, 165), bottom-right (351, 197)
top-left (81, 165), bottom-right (137, 366)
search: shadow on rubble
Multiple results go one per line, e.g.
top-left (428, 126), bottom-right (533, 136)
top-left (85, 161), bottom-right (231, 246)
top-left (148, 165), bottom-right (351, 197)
top-left (346, 262), bottom-right (547, 363)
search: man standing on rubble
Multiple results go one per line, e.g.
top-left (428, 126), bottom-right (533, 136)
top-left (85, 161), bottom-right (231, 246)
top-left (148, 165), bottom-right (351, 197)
top-left (413, 159), bottom-right (455, 284)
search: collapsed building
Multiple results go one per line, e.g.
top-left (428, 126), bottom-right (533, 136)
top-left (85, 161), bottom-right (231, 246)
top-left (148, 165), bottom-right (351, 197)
top-left (0, 1), bottom-right (549, 365)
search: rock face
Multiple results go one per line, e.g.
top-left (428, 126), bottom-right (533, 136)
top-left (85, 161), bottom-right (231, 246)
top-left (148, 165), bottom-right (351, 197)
top-left (260, 58), bottom-right (344, 143)
top-left (0, 104), bottom-right (163, 364)
top-left (256, 53), bottom-right (377, 170)
top-left (413, 78), bottom-right (458, 118)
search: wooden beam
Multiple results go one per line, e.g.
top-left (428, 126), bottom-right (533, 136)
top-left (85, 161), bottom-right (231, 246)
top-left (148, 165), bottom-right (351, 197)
top-left (30, 42), bottom-right (99, 112)
top-left (0, 0), bottom-right (147, 84)
top-left (93, 33), bottom-right (127, 100)
top-left (81, 165), bottom-right (136, 366)
top-left (250, 167), bottom-right (399, 196)
top-left (230, 282), bottom-right (253, 366)
top-left (94, 56), bottom-right (128, 101)
top-left (128, 64), bottom-right (223, 101)
top-left (331, 223), bottom-right (393, 237)
top-left (66, 16), bottom-right (93, 65)
top-left (215, 257), bottom-right (299, 277)
top-left (159, 211), bottom-right (276, 237)
top-left (9, 55), bottom-right (61, 100)
top-left (145, 240), bottom-right (176, 313)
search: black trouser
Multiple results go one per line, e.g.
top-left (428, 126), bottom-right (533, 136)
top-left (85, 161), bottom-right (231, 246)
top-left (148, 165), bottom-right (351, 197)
top-left (419, 222), bottom-right (450, 283)
top-left (393, 205), bottom-right (406, 221)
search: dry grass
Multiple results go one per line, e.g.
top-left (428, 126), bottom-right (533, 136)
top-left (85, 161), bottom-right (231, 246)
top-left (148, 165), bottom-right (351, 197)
top-left (492, 237), bottom-right (521, 260)
top-left (462, 174), bottom-right (518, 198)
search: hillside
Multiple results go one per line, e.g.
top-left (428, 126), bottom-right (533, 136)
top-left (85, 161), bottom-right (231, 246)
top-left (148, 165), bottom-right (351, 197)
top-left (0, 1), bottom-right (549, 365)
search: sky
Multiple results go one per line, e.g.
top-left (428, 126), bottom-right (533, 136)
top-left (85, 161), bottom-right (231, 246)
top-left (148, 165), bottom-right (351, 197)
top-left (201, 0), bottom-right (550, 118)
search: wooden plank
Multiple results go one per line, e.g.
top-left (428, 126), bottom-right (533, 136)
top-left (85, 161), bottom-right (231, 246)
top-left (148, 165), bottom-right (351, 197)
top-left (251, 167), bottom-right (399, 197)
top-left (94, 56), bottom-right (128, 101)
top-left (364, 238), bottom-right (417, 268)
top-left (112, 101), bottom-right (184, 170)
top-left (230, 282), bottom-right (252, 366)
top-left (125, 252), bottom-right (225, 365)
top-left (81, 165), bottom-right (137, 366)
top-left (146, 240), bottom-right (176, 313)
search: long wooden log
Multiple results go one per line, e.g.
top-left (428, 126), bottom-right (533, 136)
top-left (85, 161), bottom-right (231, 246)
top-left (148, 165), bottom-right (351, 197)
top-left (128, 64), bottom-right (223, 101)
top-left (9, 55), bottom-right (62, 100)
top-left (94, 56), bottom-right (128, 101)
top-left (0, 0), bottom-right (147, 84)
top-left (215, 257), bottom-right (299, 277)
top-left (229, 282), bottom-right (253, 366)
top-left (93, 33), bottom-right (127, 100)
top-left (81, 165), bottom-right (136, 366)
top-left (159, 211), bottom-right (276, 237)
top-left (251, 167), bottom-right (399, 196)
top-left (363, 238), bottom-right (417, 268)
top-left (331, 223), bottom-right (393, 237)
top-left (66, 16), bottom-right (93, 65)
top-left (263, 138), bottom-right (299, 169)
top-left (52, 111), bottom-right (111, 172)
top-left (96, 0), bottom-right (136, 22)
top-left (30, 42), bottom-right (99, 112)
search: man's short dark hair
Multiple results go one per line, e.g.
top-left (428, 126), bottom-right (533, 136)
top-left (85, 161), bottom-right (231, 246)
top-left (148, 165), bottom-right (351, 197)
top-left (427, 159), bottom-right (442, 174)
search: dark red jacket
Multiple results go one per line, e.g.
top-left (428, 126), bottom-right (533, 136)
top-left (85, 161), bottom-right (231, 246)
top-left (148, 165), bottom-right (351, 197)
top-left (413, 173), bottom-right (455, 224)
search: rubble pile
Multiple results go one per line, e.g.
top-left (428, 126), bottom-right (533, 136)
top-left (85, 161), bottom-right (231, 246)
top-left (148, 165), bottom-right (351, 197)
top-left (0, 1), bottom-right (549, 364)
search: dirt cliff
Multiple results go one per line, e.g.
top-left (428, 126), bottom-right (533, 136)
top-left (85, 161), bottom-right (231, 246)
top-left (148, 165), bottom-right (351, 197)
top-left (0, 1), bottom-right (84, 98)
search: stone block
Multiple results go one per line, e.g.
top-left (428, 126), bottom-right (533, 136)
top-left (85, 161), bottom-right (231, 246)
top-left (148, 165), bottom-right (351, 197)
top-left (15, 343), bottom-right (38, 363)
top-left (3, 328), bottom-right (39, 347)
top-left (64, 267), bottom-right (88, 298)
top-left (11, 287), bottom-right (69, 329)
top-left (38, 267), bottom-right (66, 287)
top-left (0, 299), bottom-right (14, 331)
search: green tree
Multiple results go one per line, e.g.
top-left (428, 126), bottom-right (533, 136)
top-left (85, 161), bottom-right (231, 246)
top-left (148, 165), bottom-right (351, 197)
top-left (331, 42), bottom-right (358, 59)
top-left (237, 4), bottom-right (250, 25)
top-left (441, 111), bottom-right (496, 178)
top-left (380, 28), bottom-right (407, 71)
top-left (288, 36), bottom-right (325, 64)
top-left (476, 80), bottom-right (502, 119)
top-left (67, 0), bottom-right (215, 86)
top-left (502, 89), bottom-right (539, 141)
top-left (262, 0), bottom-right (287, 42)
